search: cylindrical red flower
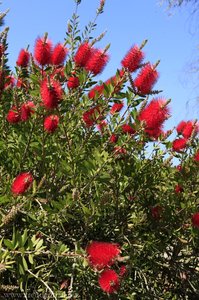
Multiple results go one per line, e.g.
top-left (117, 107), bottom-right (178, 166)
top-left (11, 172), bottom-right (33, 195)
top-left (74, 42), bottom-right (93, 67)
top-left (67, 76), bottom-right (80, 89)
top-left (40, 79), bottom-right (63, 109)
top-left (194, 150), bottom-right (199, 162)
top-left (85, 48), bottom-right (109, 75)
top-left (82, 106), bottom-right (102, 127)
top-left (6, 106), bottom-right (21, 124)
top-left (34, 37), bottom-right (52, 66)
top-left (138, 98), bottom-right (169, 131)
top-left (121, 124), bottom-right (135, 135)
top-left (16, 49), bottom-right (30, 67)
top-left (44, 115), bottom-right (59, 133)
top-left (121, 45), bottom-right (144, 72)
top-left (88, 84), bottom-right (105, 99)
top-left (109, 134), bottom-right (118, 144)
top-left (151, 205), bottom-right (162, 220)
top-left (134, 63), bottom-right (159, 94)
top-left (175, 184), bottom-right (183, 194)
top-left (51, 43), bottom-right (68, 65)
top-left (98, 269), bottom-right (120, 294)
top-left (110, 102), bottom-right (124, 115)
top-left (20, 101), bottom-right (35, 121)
top-left (172, 138), bottom-right (188, 152)
top-left (86, 241), bottom-right (120, 270)
top-left (192, 212), bottom-right (199, 228)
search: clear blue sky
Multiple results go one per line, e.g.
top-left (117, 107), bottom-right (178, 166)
top-left (1, 0), bottom-right (198, 130)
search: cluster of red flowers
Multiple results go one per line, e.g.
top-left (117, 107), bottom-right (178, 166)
top-left (6, 102), bottom-right (35, 123)
top-left (172, 120), bottom-right (198, 152)
top-left (74, 42), bottom-right (109, 75)
top-left (86, 241), bottom-right (126, 293)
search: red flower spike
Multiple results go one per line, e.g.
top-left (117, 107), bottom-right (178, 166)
top-left (6, 106), bottom-right (21, 124)
top-left (121, 45), bottom-right (144, 72)
top-left (134, 63), bottom-right (159, 94)
top-left (151, 205), bottom-right (162, 220)
top-left (138, 98), bottom-right (169, 131)
top-left (74, 42), bottom-right (92, 67)
top-left (67, 76), bottom-right (80, 89)
top-left (86, 241), bottom-right (120, 270)
top-left (172, 138), bottom-right (187, 152)
top-left (21, 101), bottom-right (35, 121)
top-left (194, 150), bottom-right (199, 162)
top-left (4, 76), bottom-right (15, 89)
top-left (16, 49), bottom-right (30, 67)
top-left (44, 115), bottom-right (59, 133)
top-left (176, 121), bottom-right (186, 135)
top-left (110, 102), bottom-right (124, 115)
top-left (119, 265), bottom-right (127, 277)
top-left (82, 106), bottom-right (102, 127)
top-left (121, 124), bottom-right (135, 135)
top-left (192, 212), bottom-right (199, 228)
top-left (34, 37), bottom-right (52, 66)
top-left (176, 165), bottom-right (183, 172)
top-left (98, 269), bottom-right (120, 294)
top-left (113, 146), bottom-right (127, 156)
top-left (109, 134), bottom-right (118, 144)
top-left (51, 43), bottom-right (68, 65)
top-left (182, 121), bottom-right (198, 139)
top-left (40, 79), bottom-right (62, 109)
top-left (85, 48), bottom-right (109, 75)
top-left (175, 184), bottom-right (183, 194)
top-left (11, 172), bottom-right (33, 195)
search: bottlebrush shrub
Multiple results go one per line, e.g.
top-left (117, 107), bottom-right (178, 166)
top-left (0, 2), bottom-right (199, 300)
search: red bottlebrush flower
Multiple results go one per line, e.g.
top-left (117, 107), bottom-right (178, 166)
top-left (11, 172), bottom-right (33, 195)
top-left (74, 42), bottom-right (92, 67)
top-left (151, 205), bottom-right (162, 220)
top-left (67, 76), bottom-right (80, 89)
top-left (194, 150), bottom-right (199, 162)
top-left (176, 165), bottom-right (183, 172)
top-left (176, 121), bottom-right (186, 135)
top-left (110, 102), bottom-right (124, 115)
top-left (105, 69), bottom-right (125, 93)
top-left (16, 78), bottom-right (26, 89)
top-left (34, 37), bottom-right (52, 66)
top-left (121, 45), bottom-right (144, 72)
top-left (98, 269), bottom-right (120, 294)
top-left (97, 120), bottom-right (107, 132)
top-left (4, 75), bottom-right (15, 89)
top-left (172, 138), bottom-right (188, 152)
top-left (82, 106), bottom-right (102, 127)
top-left (182, 121), bottom-right (198, 139)
top-left (88, 84), bottom-right (105, 99)
top-left (85, 48), bottom-right (109, 75)
top-left (192, 212), bottom-right (199, 228)
top-left (86, 241), bottom-right (120, 270)
top-left (121, 124), bottom-right (135, 135)
top-left (119, 265), bottom-right (127, 277)
top-left (51, 43), bottom-right (68, 65)
top-left (109, 134), bottom-right (118, 144)
top-left (6, 106), bottom-right (21, 124)
top-left (44, 115), bottom-right (59, 133)
top-left (175, 184), bottom-right (183, 194)
top-left (134, 63), bottom-right (159, 94)
top-left (21, 101), bottom-right (35, 121)
top-left (138, 98), bottom-right (170, 131)
top-left (16, 49), bottom-right (30, 67)
top-left (40, 79), bottom-right (62, 109)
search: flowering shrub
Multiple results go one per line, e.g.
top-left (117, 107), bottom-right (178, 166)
top-left (0, 1), bottom-right (198, 299)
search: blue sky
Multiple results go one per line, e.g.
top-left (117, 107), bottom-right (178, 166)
top-left (1, 0), bottom-right (198, 129)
